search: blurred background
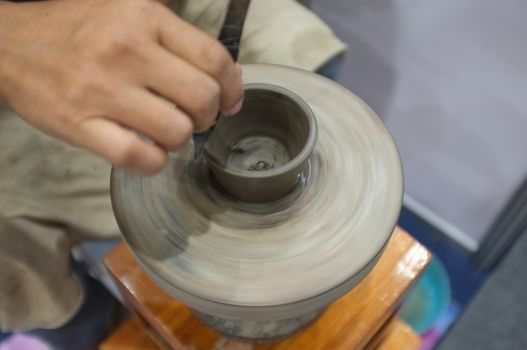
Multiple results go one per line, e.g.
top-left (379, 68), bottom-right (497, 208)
top-left (309, 0), bottom-right (527, 348)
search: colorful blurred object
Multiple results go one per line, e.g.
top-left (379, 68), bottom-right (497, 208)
top-left (0, 334), bottom-right (50, 350)
top-left (399, 256), bottom-right (451, 334)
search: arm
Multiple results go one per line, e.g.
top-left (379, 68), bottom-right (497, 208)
top-left (0, 0), bottom-right (243, 175)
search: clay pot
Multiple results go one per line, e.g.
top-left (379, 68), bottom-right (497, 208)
top-left (204, 83), bottom-right (317, 202)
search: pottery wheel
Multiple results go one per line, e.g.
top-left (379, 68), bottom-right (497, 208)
top-left (111, 64), bottom-right (403, 321)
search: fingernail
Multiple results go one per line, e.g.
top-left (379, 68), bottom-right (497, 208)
top-left (226, 99), bottom-right (243, 116)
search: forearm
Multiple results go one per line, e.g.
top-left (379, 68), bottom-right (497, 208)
top-left (0, 1), bottom-right (17, 106)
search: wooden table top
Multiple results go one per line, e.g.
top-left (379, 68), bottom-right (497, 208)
top-left (102, 227), bottom-right (430, 350)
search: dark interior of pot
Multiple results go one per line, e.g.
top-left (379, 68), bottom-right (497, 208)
top-left (205, 86), bottom-right (311, 173)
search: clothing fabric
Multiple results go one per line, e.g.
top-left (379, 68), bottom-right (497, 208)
top-left (0, 108), bottom-right (117, 331)
top-left (171, 0), bottom-right (346, 71)
top-left (0, 0), bottom-right (345, 331)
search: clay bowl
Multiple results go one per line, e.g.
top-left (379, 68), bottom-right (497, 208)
top-left (204, 83), bottom-right (317, 202)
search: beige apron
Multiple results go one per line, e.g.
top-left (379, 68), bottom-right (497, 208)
top-left (0, 0), bottom-right (345, 331)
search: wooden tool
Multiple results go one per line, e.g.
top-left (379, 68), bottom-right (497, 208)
top-left (192, 0), bottom-right (251, 160)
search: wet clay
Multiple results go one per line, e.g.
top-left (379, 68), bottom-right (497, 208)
top-left (227, 136), bottom-right (290, 172)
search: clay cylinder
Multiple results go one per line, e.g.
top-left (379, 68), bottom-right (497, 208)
top-left (205, 83), bottom-right (317, 202)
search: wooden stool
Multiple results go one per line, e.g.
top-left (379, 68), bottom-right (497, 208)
top-left (100, 227), bottom-right (429, 350)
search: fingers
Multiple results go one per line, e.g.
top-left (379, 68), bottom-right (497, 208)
top-left (143, 47), bottom-right (220, 132)
top-left (110, 87), bottom-right (193, 148)
top-left (77, 118), bottom-right (167, 175)
top-left (156, 8), bottom-right (243, 116)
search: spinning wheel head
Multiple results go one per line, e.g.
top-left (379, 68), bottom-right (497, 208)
top-left (110, 64), bottom-right (403, 341)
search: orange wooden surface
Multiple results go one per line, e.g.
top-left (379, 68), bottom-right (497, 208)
top-left (375, 318), bottom-right (421, 350)
top-left (100, 315), bottom-right (420, 350)
top-left (365, 317), bottom-right (421, 350)
top-left (99, 316), bottom-right (159, 350)
top-left (102, 227), bottom-right (430, 350)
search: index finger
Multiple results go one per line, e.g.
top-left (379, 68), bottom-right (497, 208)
top-left (157, 8), bottom-right (243, 116)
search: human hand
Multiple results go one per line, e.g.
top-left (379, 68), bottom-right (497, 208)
top-left (0, 0), bottom-right (243, 175)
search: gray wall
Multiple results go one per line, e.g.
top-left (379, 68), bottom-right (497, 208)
top-left (312, 0), bottom-right (527, 250)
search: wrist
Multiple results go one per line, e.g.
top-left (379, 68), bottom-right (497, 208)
top-left (0, 1), bottom-right (20, 106)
